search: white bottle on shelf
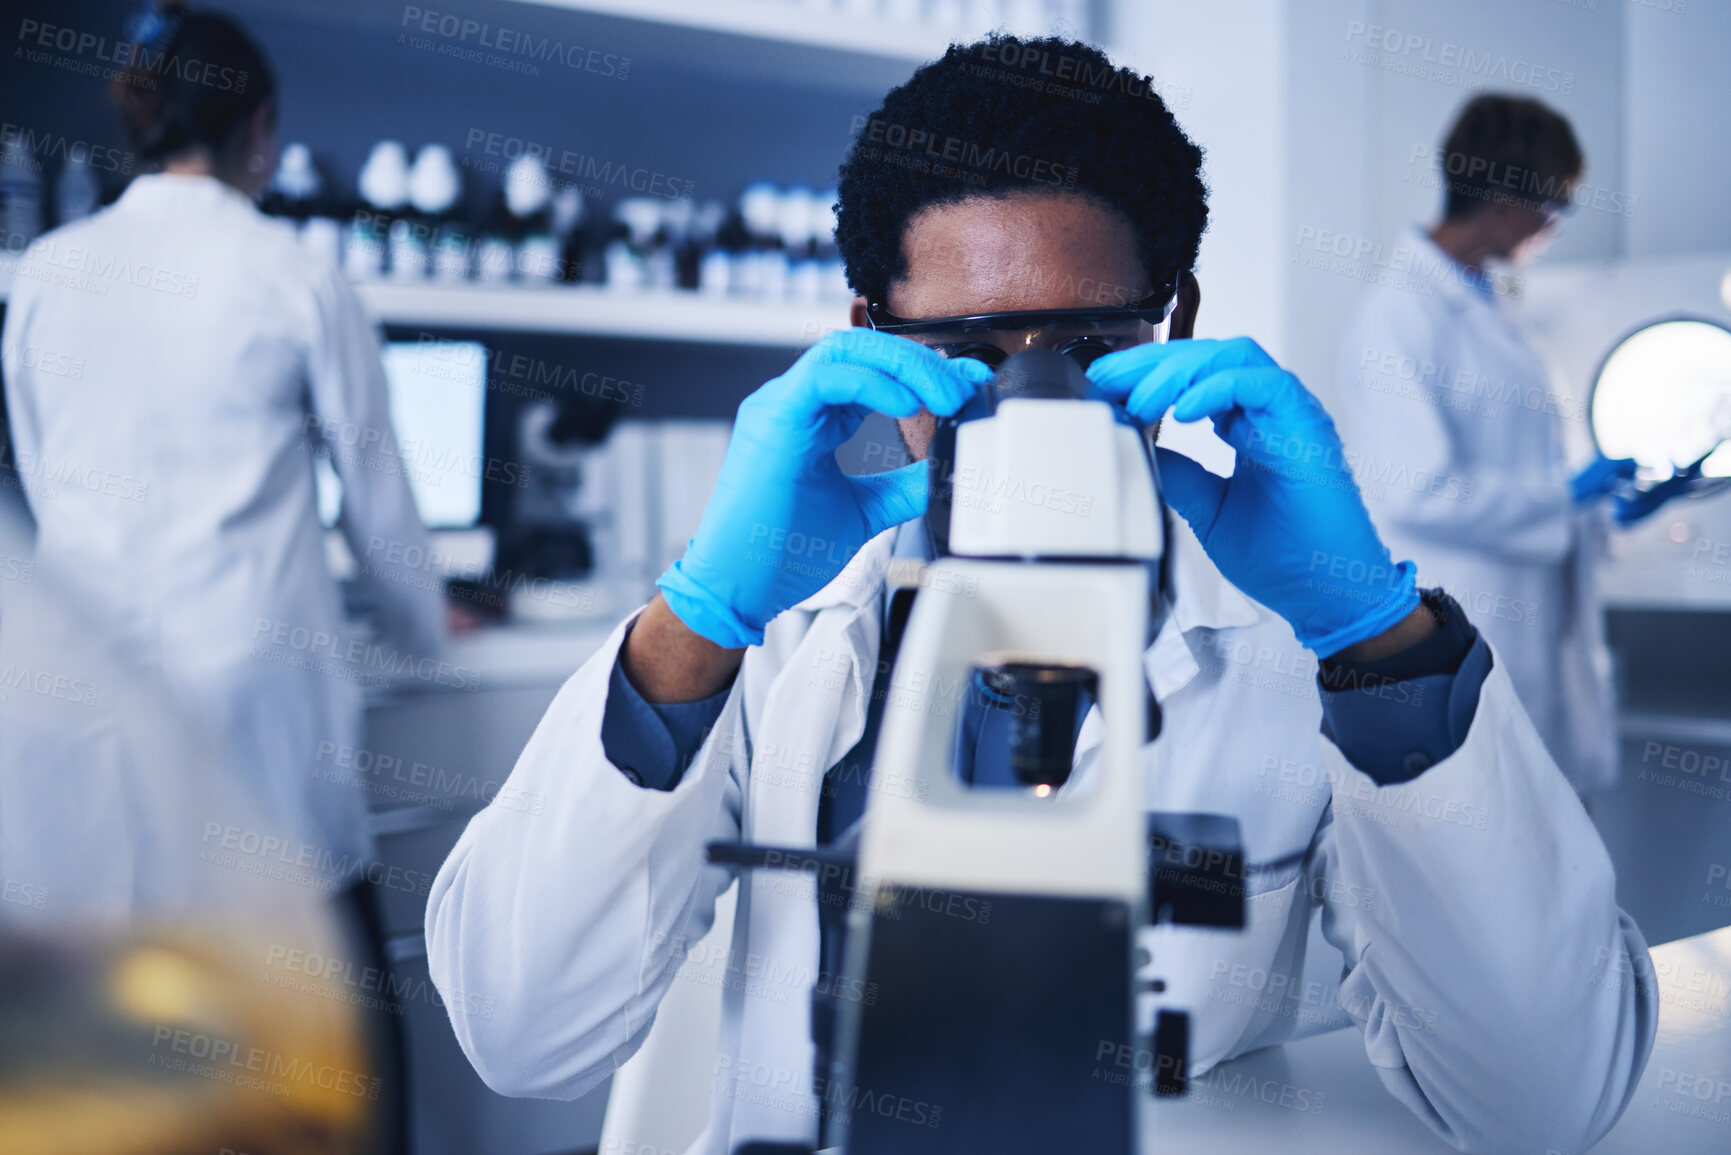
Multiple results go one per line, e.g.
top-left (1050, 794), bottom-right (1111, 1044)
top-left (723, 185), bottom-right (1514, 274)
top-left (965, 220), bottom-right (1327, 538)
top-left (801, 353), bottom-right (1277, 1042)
top-left (274, 142), bottom-right (322, 204)
top-left (504, 153), bottom-right (558, 283)
top-left (388, 218), bottom-right (429, 279)
top-left (738, 182), bottom-right (787, 300)
top-left (824, 260), bottom-right (853, 303)
top-left (617, 197), bottom-right (673, 291)
top-left (359, 140), bottom-right (411, 211)
top-left (550, 184), bottom-right (584, 283)
top-left (778, 186), bottom-right (821, 304)
top-left (739, 183), bottom-right (781, 242)
top-left (518, 233), bottom-right (561, 281)
top-left (776, 186), bottom-right (815, 254)
top-left (431, 227), bottom-right (471, 281)
top-left (343, 218), bottom-right (387, 279)
top-left (271, 143), bottom-right (343, 268)
top-left (300, 216), bottom-right (343, 267)
top-left (698, 248), bottom-right (732, 297)
top-left (408, 143), bottom-right (462, 280)
top-left (55, 152), bottom-right (100, 226)
top-left (789, 258), bottom-right (823, 303)
top-left (409, 144), bottom-right (460, 215)
top-left (755, 248), bottom-right (790, 301)
top-left (604, 240), bottom-right (643, 291)
top-left (352, 140), bottom-right (410, 280)
top-left (0, 136), bottom-right (43, 251)
top-left (812, 189), bottom-right (851, 304)
top-left (476, 236), bottom-right (515, 284)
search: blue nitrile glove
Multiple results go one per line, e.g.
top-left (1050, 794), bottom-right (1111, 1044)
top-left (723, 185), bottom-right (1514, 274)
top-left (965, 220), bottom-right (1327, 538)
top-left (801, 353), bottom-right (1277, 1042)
top-left (1613, 457), bottom-right (1704, 526)
top-left (1571, 456), bottom-right (1638, 505)
top-left (1089, 337), bottom-right (1420, 657)
top-left (657, 329), bottom-right (993, 648)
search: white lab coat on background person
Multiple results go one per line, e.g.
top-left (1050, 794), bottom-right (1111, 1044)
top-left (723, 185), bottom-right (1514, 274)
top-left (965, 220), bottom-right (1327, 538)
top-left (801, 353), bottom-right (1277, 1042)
top-left (427, 516), bottom-right (1655, 1155)
top-left (1337, 227), bottom-right (1618, 794)
top-left (0, 172), bottom-right (444, 919)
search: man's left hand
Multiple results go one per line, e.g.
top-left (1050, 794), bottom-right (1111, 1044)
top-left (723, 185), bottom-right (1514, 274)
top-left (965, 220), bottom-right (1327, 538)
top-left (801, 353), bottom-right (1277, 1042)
top-left (1089, 337), bottom-right (1420, 657)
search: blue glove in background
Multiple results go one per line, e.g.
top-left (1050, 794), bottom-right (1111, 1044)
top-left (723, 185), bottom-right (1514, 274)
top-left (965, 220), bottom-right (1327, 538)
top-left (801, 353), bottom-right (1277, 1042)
top-left (1614, 457), bottom-right (1704, 526)
top-left (1089, 337), bottom-right (1419, 657)
top-left (1571, 456), bottom-right (1638, 505)
top-left (658, 329), bottom-right (992, 648)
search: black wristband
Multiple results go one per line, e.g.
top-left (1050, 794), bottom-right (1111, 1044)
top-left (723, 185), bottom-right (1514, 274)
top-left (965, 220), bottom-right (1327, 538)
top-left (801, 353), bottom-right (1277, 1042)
top-left (1318, 590), bottom-right (1476, 688)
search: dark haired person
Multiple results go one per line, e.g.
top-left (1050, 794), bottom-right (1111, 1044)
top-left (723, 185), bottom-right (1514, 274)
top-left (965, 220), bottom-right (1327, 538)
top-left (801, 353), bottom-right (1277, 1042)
top-left (1337, 94), bottom-right (1687, 797)
top-left (429, 42), bottom-right (1653, 1155)
top-left (0, 6), bottom-right (435, 1149)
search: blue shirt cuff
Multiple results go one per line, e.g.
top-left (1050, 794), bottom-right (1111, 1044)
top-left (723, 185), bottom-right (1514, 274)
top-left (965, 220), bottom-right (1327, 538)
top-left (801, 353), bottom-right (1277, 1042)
top-left (600, 649), bottom-right (732, 792)
top-left (1317, 594), bottom-right (1492, 785)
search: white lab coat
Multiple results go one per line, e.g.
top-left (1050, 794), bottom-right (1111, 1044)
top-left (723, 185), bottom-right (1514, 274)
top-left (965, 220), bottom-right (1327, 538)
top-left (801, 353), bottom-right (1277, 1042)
top-left (0, 173), bottom-right (443, 919)
top-left (1337, 228), bottom-right (1617, 793)
top-left (428, 518), bottom-right (1654, 1155)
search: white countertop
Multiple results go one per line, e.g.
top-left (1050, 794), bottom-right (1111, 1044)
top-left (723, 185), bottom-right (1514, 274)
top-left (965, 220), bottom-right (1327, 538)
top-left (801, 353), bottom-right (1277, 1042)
top-left (362, 617), bottom-right (618, 700)
top-left (1141, 925), bottom-right (1731, 1152)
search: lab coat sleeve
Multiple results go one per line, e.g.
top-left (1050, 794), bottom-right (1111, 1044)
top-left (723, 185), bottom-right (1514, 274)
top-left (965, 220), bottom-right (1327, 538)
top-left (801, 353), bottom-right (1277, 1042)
top-left (1308, 653), bottom-right (1656, 1154)
top-left (601, 648), bottom-right (734, 790)
top-left (1318, 604), bottom-right (1483, 784)
top-left (0, 274), bottom-right (42, 487)
top-left (303, 265), bottom-right (445, 657)
top-left (1338, 294), bottom-right (1573, 565)
top-left (425, 610), bottom-right (745, 1100)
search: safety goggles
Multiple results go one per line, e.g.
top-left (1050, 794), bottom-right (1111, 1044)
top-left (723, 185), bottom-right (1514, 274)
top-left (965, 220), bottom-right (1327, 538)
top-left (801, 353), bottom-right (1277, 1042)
top-left (1541, 199), bottom-right (1576, 230)
top-left (865, 274), bottom-right (1182, 372)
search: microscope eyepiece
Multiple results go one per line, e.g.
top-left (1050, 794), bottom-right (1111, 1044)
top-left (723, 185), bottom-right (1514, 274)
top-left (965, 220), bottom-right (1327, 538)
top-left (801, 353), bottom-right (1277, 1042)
top-left (991, 347), bottom-right (1092, 401)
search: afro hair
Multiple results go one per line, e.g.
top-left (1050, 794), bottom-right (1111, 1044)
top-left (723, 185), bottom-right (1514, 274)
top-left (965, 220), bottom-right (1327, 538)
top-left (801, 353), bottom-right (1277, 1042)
top-left (835, 35), bottom-right (1208, 304)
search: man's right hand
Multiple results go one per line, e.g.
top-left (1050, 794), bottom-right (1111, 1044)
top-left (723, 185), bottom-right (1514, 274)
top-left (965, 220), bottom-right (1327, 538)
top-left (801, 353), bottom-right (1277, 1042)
top-left (654, 328), bottom-right (990, 654)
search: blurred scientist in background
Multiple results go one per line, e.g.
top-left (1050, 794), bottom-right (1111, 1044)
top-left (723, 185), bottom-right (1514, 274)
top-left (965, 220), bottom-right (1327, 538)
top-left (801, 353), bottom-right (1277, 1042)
top-left (1338, 94), bottom-right (1681, 795)
top-left (0, 7), bottom-right (439, 1145)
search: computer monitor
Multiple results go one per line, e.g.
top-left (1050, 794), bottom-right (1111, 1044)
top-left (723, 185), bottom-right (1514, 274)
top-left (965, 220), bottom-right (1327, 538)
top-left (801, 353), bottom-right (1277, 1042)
top-left (316, 339), bottom-right (489, 529)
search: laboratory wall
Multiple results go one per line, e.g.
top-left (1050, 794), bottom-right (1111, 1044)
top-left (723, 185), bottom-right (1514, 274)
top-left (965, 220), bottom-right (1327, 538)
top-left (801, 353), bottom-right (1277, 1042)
top-left (1105, 0), bottom-right (1290, 359)
top-left (1109, 0), bottom-right (1634, 404)
top-left (1281, 0), bottom-right (1627, 403)
top-left (1625, 0), bottom-right (1731, 257)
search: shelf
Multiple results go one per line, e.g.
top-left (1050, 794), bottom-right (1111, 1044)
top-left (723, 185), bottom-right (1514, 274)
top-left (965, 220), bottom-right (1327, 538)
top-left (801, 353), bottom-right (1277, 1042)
top-left (357, 281), bottom-right (848, 344)
top-left (1620, 713), bottom-right (1731, 746)
top-left (501, 0), bottom-right (974, 65)
top-left (0, 265), bottom-right (848, 346)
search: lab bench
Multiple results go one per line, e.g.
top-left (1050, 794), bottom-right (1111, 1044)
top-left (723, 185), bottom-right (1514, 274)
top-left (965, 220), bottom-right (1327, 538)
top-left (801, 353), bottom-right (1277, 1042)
top-left (1141, 924), bottom-right (1731, 1154)
top-left (1597, 609), bottom-right (1731, 947)
top-left (360, 618), bottom-right (614, 940)
top-left (358, 618), bottom-right (615, 1155)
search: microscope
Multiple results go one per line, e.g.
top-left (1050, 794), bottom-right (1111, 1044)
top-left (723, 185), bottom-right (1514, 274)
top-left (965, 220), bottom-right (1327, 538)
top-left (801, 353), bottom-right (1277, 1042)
top-left (713, 348), bottom-right (1246, 1155)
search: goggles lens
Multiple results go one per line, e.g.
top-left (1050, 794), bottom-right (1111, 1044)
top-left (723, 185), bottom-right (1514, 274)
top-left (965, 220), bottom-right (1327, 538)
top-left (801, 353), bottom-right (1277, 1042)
top-left (867, 277), bottom-right (1181, 371)
top-left (919, 323), bottom-right (1154, 371)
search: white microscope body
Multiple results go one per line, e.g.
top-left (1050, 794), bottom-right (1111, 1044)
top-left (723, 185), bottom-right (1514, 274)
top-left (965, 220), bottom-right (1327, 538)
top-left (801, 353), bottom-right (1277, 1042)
top-left (714, 350), bottom-right (1245, 1155)
top-left (829, 350), bottom-right (1200, 1155)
